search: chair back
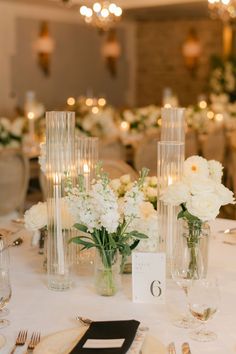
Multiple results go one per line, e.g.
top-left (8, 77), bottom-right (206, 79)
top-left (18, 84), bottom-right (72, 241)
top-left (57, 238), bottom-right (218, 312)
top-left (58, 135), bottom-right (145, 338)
top-left (185, 129), bottom-right (199, 158)
top-left (99, 140), bottom-right (127, 161)
top-left (134, 132), bottom-right (160, 175)
top-left (201, 128), bottom-right (225, 163)
top-left (0, 149), bottom-right (29, 215)
top-left (102, 159), bottom-right (138, 180)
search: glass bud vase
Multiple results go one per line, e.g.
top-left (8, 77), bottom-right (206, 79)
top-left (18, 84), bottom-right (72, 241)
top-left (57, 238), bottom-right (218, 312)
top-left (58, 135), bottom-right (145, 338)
top-left (182, 220), bottom-right (210, 279)
top-left (46, 111), bottom-right (76, 291)
top-left (94, 249), bottom-right (121, 296)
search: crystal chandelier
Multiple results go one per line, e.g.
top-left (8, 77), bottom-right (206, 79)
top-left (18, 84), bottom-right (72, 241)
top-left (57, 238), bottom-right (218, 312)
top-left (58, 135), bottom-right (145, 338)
top-left (208, 0), bottom-right (236, 21)
top-left (79, 2), bottom-right (122, 31)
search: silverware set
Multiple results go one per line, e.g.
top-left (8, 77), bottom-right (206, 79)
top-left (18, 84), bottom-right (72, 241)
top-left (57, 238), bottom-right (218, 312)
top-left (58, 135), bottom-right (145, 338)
top-left (10, 330), bottom-right (40, 354)
top-left (168, 342), bottom-right (191, 354)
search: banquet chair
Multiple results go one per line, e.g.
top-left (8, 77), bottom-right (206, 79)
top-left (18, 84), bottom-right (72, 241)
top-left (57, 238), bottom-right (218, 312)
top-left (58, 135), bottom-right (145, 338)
top-left (134, 132), bottom-right (160, 176)
top-left (0, 149), bottom-right (29, 216)
top-left (201, 128), bottom-right (226, 163)
top-left (185, 129), bottom-right (199, 158)
top-left (99, 139), bottom-right (127, 161)
top-left (39, 171), bottom-right (47, 201)
top-left (102, 159), bottom-right (138, 180)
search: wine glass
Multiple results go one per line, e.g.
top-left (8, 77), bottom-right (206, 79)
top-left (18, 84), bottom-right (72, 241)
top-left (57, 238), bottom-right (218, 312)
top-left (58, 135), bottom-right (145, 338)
top-left (171, 234), bottom-right (205, 329)
top-left (0, 269), bottom-right (11, 328)
top-left (0, 236), bottom-right (11, 320)
top-left (188, 279), bottom-right (220, 342)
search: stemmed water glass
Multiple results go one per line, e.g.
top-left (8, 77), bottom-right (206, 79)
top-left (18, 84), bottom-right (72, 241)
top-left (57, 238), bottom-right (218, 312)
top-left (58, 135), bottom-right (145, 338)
top-left (188, 279), bottom-right (220, 341)
top-left (171, 234), bottom-right (205, 329)
top-left (0, 235), bottom-right (12, 328)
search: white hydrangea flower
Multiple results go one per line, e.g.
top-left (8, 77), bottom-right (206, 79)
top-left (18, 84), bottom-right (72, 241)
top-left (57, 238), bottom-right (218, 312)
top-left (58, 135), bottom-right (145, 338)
top-left (184, 155), bottom-right (209, 178)
top-left (214, 183), bottom-right (235, 206)
top-left (120, 174), bottom-right (131, 184)
top-left (184, 175), bottom-right (215, 195)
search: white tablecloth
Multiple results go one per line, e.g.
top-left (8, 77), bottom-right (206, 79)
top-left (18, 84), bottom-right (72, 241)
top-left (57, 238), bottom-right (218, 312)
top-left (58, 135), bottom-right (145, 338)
top-left (1, 218), bottom-right (236, 354)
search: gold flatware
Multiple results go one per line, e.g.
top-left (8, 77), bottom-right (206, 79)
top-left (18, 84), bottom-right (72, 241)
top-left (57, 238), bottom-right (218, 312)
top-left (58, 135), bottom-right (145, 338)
top-left (182, 342), bottom-right (191, 354)
top-left (10, 330), bottom-right (27, 354)
top-left (76, 316), bottom-right (92, 326)
top-left (26, 332), bottom-right (41, 352)
top-left (0, 237), bottom-right (23, 253)
top-left (168, 342), bottom-right (176, 354)
top-left (219, 227), bottom-right (236, 234)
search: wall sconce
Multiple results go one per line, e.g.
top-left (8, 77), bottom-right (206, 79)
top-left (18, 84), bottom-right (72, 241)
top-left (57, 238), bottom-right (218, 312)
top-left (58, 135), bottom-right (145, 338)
top-left (101, 29), bottom-right (121, 78)
top-left (182, 28), bottom-right (202, 75)
top-left (35, 22), bottom-right (55, 77)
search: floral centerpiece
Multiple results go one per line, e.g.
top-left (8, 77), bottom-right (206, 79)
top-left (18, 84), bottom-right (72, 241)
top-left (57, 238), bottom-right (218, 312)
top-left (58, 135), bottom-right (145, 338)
top-left (66, 166), bottom-right (149, 295)
top-left (0, 117), bottom-right (24, 149)
top-left (161, 155), bottom-right (235, 278)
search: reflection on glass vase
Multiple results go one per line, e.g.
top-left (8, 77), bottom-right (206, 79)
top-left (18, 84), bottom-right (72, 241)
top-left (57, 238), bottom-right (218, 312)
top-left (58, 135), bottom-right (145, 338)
top-left (182, 220), bottom-right (210, 279)
top-left (171, 220), bottom-right (210, 328)
top-left (94, 249), bottom-right (121, 296)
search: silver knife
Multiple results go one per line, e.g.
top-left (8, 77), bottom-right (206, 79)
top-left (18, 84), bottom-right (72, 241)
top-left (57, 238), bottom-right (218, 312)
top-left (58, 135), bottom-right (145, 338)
top-left (219, 227), bottom-right (236, 234)
top-left (182, 342), bottom-right (191, 354)
top-left (168, 342), bottom-right (176, 354)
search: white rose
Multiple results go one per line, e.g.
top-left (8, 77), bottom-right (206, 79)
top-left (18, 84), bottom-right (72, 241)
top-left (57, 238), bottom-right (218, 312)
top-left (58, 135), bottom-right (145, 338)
top-left (110, 179), bottom-right (121, 192)
top-left (208, 160), bottom-right (223, 183)
top-left (184, 155), bottom-right (209, 178)
top-left (145, 187), bottom-right (157, 200)
top-left (0, 117), bottom-right (11, 132)
top-left (184, 175), bottom-right (215, 195)
top-left (160, 182), bottom-right (190, 206)
top-left (214, 183), bottom-right (235, 206)
top-left (120, 174), bottom-right (131, 184)
top-left (24, 202), bottom-right (47, 231)
top-left (186, 193), bottom-right (221, 221)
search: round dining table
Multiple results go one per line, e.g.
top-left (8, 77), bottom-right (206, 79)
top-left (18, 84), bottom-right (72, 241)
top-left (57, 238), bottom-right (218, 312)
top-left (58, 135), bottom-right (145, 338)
top-left (0, 217), bottom-right (236, 354)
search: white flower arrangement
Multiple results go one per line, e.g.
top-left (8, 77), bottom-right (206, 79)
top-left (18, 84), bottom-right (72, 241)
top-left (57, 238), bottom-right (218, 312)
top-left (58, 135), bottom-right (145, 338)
top-left (110, 174), bottom-right (158, 209)
top-left (24, 199), bottom-right (75, 232)
top-left (0, 117), bottom-right (24, 149)
top-left (160, 155), bottom-right (235, 223)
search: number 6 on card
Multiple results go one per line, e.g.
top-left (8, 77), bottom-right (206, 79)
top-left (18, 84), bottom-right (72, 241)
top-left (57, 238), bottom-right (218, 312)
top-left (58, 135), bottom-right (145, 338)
top-left (132, 252), bottom-right (166, 304)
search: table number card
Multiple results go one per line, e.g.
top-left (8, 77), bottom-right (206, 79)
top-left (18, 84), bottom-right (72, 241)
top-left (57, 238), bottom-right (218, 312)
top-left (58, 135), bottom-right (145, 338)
top-left (132, 252), bottom-right (166, 304)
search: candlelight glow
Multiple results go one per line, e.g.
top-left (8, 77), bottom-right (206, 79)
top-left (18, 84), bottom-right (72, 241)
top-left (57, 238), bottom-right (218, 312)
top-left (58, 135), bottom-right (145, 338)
top-left (28, 112), bottom-right (35, 119)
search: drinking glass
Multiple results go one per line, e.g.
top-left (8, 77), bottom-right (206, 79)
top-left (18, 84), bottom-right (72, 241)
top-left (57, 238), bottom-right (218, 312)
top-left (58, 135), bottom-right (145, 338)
top-left (188, 279), bottom-right (220, 341)
top-left (0, 236), bottom-right (10, 318)
top-left (171, 234), bottom-right (204, 329)
top-left (0, 269), bottom-right (11, 328)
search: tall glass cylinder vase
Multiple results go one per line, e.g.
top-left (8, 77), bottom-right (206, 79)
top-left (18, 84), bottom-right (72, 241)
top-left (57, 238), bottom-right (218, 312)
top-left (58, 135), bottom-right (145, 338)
top-left (161, 108), bottom-right (185, 143)
top-left (74, 137), bottom-right (99, 265)
top-left (75, 137), bottom-right (99, 191)
top-left (157, 141), bottom-right (185, 276)
top-left (46, 111), bottom-right (75, 291)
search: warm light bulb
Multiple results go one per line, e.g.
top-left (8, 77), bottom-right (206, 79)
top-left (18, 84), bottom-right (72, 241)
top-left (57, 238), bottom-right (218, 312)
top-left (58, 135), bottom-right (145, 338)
top-left (109, 3), bottom-right (117, 13)
top-left (86, 98), bottom-right (93, 106)
top-left (207, 111), bottom-right (214, 119)
top-left (199, 100), bottom-right (207, 109)
top-left (80, 6), bottom-right (87, 16)
top-left (86, 8), bottom-right (93, 17)
top-left (164, 103), bottom-right (172, 108)
top-left (98, 98), bottom-right (106, 106)
top-left (28, 112), bottom-right (35, 119)
top-left (215, 113), bottom-right (223, 121)
top-left (92, 106), bottom-right (99, 114)
top-left (93, 2), bottom-right (102, 12)
top-left (67, 97), bottom-right (75, 106)
top-left (120, 121), bottom-right (129, 131)
top-left (114, 6), bottom-right (122, 16)
top-left (101, 8), bottom-right (109, 18)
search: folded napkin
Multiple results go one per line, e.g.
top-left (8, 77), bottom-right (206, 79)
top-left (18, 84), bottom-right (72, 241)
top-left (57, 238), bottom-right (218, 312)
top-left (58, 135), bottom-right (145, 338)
top-left (69, 320), bottom-right (140, 354)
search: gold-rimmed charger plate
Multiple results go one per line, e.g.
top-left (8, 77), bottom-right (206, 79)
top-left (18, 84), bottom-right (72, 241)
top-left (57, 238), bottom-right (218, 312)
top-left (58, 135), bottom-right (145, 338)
top-left (34, 327), bottom-right (167, 354)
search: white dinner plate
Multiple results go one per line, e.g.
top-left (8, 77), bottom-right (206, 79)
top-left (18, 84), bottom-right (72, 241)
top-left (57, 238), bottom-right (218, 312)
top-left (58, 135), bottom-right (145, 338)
top-left (34, 327), bottom-right (167, 354)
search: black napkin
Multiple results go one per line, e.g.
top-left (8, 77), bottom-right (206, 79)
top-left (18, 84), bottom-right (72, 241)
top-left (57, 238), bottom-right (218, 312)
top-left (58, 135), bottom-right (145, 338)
top-left (69, 320), bottom-right (140, 354)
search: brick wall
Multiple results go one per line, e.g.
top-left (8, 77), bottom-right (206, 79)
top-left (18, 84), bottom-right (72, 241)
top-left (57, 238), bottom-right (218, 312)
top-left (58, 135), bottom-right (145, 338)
top-left (136, 19), bottom-right (223, 106)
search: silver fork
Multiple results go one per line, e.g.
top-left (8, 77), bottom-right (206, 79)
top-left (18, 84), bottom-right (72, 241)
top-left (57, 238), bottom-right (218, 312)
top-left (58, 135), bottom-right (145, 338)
top-left (10, 330), bottom-right (28, 354)
top-left (26, 332), bottom-right (41, 352)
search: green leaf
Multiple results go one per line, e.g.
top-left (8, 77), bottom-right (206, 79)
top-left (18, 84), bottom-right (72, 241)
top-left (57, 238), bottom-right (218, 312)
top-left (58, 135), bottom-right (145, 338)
top-left (130, 240), bottom-right (140, 250)
top-left (74, 224), bottom-right (88, 233)
top-left (70, 237), bottom-right (95, 249)
top-left (128, 230), bottom-right (148, 239)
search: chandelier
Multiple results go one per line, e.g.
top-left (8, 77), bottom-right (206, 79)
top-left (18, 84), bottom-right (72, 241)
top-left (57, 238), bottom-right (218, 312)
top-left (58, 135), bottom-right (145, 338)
top-left (79, 2), bottom-right (122, 31)
top-left (208, 0), bottom-right (236, 21)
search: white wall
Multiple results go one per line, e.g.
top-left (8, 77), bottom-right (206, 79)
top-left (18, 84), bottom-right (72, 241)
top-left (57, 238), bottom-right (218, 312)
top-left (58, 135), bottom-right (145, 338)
top-left (0, 0), bottom-right (136, 116)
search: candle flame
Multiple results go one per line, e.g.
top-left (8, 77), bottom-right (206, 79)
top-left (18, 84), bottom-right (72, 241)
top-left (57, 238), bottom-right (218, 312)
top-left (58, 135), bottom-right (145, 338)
top-left (168, 176), bottom-right (173, 185)
top-left (83, 163), bottom-right (90, 173)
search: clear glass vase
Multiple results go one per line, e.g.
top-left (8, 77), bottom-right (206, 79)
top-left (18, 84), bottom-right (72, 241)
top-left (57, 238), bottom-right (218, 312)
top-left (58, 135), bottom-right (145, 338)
top-left (182, 220), bottom-right (210, 279)
top-left (94, 249), bottom-right (121, 296)
top-left (46, 111), bottom-right (76, 291)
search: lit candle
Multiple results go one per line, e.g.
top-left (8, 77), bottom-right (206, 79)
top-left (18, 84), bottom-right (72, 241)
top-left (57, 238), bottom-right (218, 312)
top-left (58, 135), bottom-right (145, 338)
top-left (120, 121), bottom-right (130, 133)
top-left (83, 162), bottom-right (90, 191)
top-left (167, 175), bottom-right (174, 258)
top-left (53, 173), bottom-right (65, 275)
top-left (28, 111), bottom-right (35, 143)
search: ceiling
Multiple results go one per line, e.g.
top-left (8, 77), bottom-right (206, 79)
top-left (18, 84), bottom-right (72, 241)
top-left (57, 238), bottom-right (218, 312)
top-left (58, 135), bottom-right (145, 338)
top-left (4, 0), bottom-right (205, 9)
